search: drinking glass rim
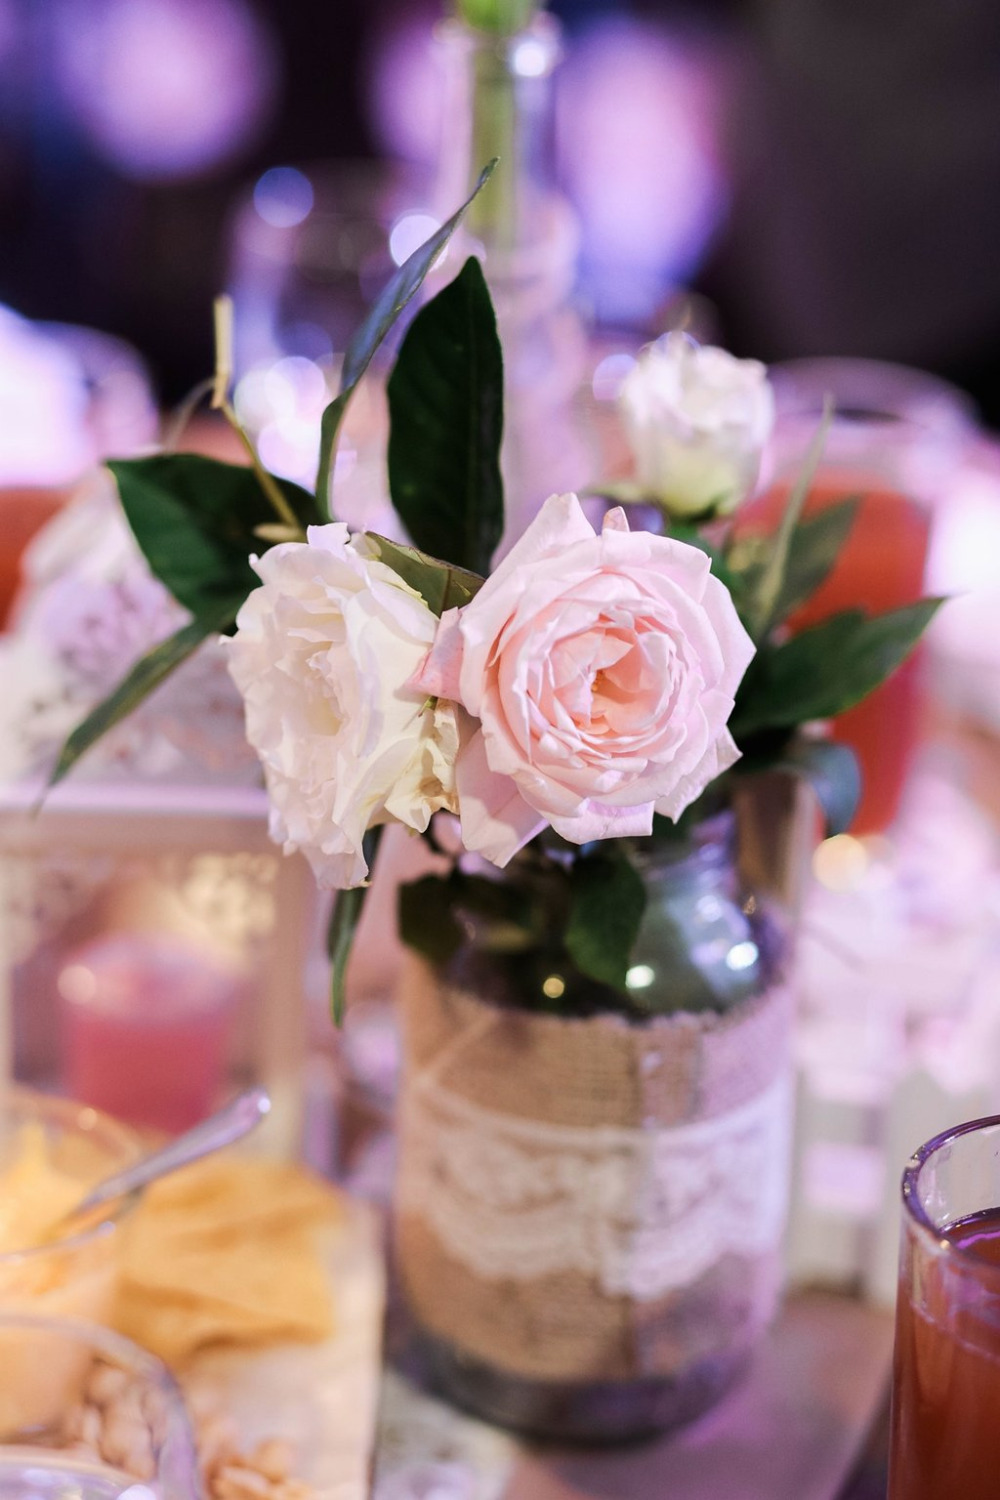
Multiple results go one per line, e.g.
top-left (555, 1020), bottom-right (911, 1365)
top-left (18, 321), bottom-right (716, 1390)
top-left (770, 356), bottom-right (979, 429)
top-left (0, 1310), bottom-right (174, 1388)
top-left (902, 1112), bottom-right (1000, 1273)
top-left (0, 1086), bottom-right (141, 1266)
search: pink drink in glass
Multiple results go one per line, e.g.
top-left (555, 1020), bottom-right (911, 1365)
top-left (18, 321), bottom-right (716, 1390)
top-left (58, 934), bottom-right (240, 1134)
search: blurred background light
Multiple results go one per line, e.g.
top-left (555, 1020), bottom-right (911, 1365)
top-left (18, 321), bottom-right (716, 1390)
top-left (52, 0), bottom-right (279, 181)
top-left (388, 211), bottom-right (441, 267)
top-left (365, 4), bottom-right (442, 167)
top-left (0, 305), bottom-right (93, 484)
top-left (510, 33), bottom-right (551, 79)
top-left (0, 0), bottom-right (994, 420)
top-left (556, 16), bottom-right (729, 327)
top-left (234, 354), bottom-right (330, 487)
top-left (591, 351), bottom-right (636, 403)
top-left (253, 166), bottom-right (315, 228)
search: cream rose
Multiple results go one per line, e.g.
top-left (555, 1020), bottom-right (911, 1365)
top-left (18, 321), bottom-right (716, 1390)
top-left (619, 332), bottom-right (774, 518)
top-left (227, 525), bottom-right (459, 889)
top-left (415, 492), bottom-right (755, 867)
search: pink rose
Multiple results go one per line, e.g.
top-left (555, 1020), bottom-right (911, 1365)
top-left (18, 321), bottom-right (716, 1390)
top-left (415, 493), bottom-right (755, 867)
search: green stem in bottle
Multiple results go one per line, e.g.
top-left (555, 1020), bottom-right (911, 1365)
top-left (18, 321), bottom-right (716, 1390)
top-left (454, 0), bottom-right (540, 33)
top-left (453, 0), bottom-right (543, 249)
top-left (468, 43), bottom-right (517, 248)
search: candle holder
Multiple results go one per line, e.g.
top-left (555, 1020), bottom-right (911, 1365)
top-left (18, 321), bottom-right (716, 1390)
top-left (0, 779), bottom-right (315, 1156)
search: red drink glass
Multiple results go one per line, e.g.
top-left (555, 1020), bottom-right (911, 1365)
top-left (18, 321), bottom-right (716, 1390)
top-left (889, 1114), bottom-right (1000, 1499)
top-left (0, 487), bottom-right (70, 627)
top-left (746, 359), bottom-right (973, 833)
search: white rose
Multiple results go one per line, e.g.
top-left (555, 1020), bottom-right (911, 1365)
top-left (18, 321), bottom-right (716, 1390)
top-left (227, 524), bottom-right (459, 890)
top-left (619, 332), bottom-right (774, 518)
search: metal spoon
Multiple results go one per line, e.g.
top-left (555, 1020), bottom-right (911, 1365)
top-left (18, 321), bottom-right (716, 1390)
top-left (60, 1086), bottom-right (271, 1229)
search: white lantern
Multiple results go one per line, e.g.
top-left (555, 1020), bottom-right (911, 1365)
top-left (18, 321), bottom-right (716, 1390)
top-left (0, 472), bottom-right (319, 1155)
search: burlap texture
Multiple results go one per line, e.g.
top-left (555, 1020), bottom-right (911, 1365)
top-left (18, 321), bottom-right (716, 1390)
top-left (395, 957), bottom-right (792, 1382)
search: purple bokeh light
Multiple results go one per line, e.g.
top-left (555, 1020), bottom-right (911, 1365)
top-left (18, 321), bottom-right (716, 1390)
top-left (557, 17), bottom-right (729, 324)
top-left (253, 166), bottom-right (315, 229)
top-left (52, 0), bottom-right (279, 181)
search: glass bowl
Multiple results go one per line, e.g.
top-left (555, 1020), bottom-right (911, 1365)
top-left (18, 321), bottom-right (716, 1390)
top-left (0, 1089), bottom-right (141, 1330)
top-left (0, 1312), bottom-right (200, 1499)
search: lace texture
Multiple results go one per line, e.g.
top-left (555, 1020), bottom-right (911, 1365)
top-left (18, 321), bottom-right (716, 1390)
top-left (0, 472), bottom-right (257, 787)
top-left (397, 1068), bottom-right (791, 1301)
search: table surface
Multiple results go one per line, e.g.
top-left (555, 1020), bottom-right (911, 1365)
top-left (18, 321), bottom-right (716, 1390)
top-left (371, 1291), bottom-right (894, 1500)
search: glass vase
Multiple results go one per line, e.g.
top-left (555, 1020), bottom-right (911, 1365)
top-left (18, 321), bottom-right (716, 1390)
top-left (393, 807), bottom-right (794, 1441)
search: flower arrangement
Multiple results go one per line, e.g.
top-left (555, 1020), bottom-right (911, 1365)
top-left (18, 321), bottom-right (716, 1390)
top-left (51, 170), bottom-right (939, 1019)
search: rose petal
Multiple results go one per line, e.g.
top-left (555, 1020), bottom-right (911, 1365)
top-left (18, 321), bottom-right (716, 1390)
top-left (456, 723), bottom-right (548, 867)
top-left (548, 799), bottom-right (654, 844)
top-left (653, 727), bottom-right (742, 822)
top-left (412, 606), bottom-right (464, 700)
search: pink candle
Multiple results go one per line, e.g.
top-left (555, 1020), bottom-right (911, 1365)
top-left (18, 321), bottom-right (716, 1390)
top-left (58, 934), bottom-right (240, 1134)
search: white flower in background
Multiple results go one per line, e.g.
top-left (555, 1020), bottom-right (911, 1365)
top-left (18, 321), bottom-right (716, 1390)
top-left (619, 332), bottom-right (774, 519)
top-left (227, 525), bottom-right (459, 890)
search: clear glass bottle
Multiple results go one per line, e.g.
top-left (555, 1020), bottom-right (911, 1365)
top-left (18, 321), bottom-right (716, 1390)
top-left (430, 12), bottom-right (592, 545)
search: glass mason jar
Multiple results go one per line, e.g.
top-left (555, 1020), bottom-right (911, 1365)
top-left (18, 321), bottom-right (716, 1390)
top-left (394, 807), bottom-right (794, 1441)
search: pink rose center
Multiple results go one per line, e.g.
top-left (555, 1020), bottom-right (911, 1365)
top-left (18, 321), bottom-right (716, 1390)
top-left (543, 612), bottom-right (686, 746)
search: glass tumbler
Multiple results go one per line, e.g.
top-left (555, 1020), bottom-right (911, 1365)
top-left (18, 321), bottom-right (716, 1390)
top-left (889, 1114), bottom-right (1000, 1498)
top-left (747, 358), bottom-right (975, 833)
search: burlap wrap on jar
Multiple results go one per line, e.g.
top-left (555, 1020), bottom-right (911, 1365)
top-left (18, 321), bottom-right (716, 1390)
top-left (395, 955), bottom-right (793, 1384)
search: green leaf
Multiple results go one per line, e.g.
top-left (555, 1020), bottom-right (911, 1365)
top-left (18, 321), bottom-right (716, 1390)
top-left (742, 401), bottom-right (833, 640)
top-left (565, 853), bottom-right (647, 991)
top-left (49, 608), bottom-right (232, 788)
top-left (731, 598), bottom-right (945, 740)
top-left (364, 534), bottom-right (485, 616)
top-left (667, 521), bottom-right (740, 596)
top-left (769, 496), bottom-right (861, 626)
top-left (398, 874), bottom-right (467, 969)
top-left (315, 162), bottom-right (498, 516)
top-left (740, 735), bottom-right (861, 836)
top-left (399, 867), bottom-right (539, 965)
top-left (327, 828), bottom-right (383, 1025)
top-left (387, 256), bottom-right (504, 575)
top-left (109, 455), bottom-right (320, 626)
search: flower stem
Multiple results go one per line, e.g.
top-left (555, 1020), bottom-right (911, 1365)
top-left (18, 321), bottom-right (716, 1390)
top-left (453, 0), bottom-right (545, 249)
top-left (745, 397), bottom-right (833, 640)
top-left (468, 42), bottom-right (518, 249)
top-left (454, 0), bottom-right (540, 32)
top-left (219, 399), bottom-right (302, 535)
top-left (210, 294), bottom-right (303, 538)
